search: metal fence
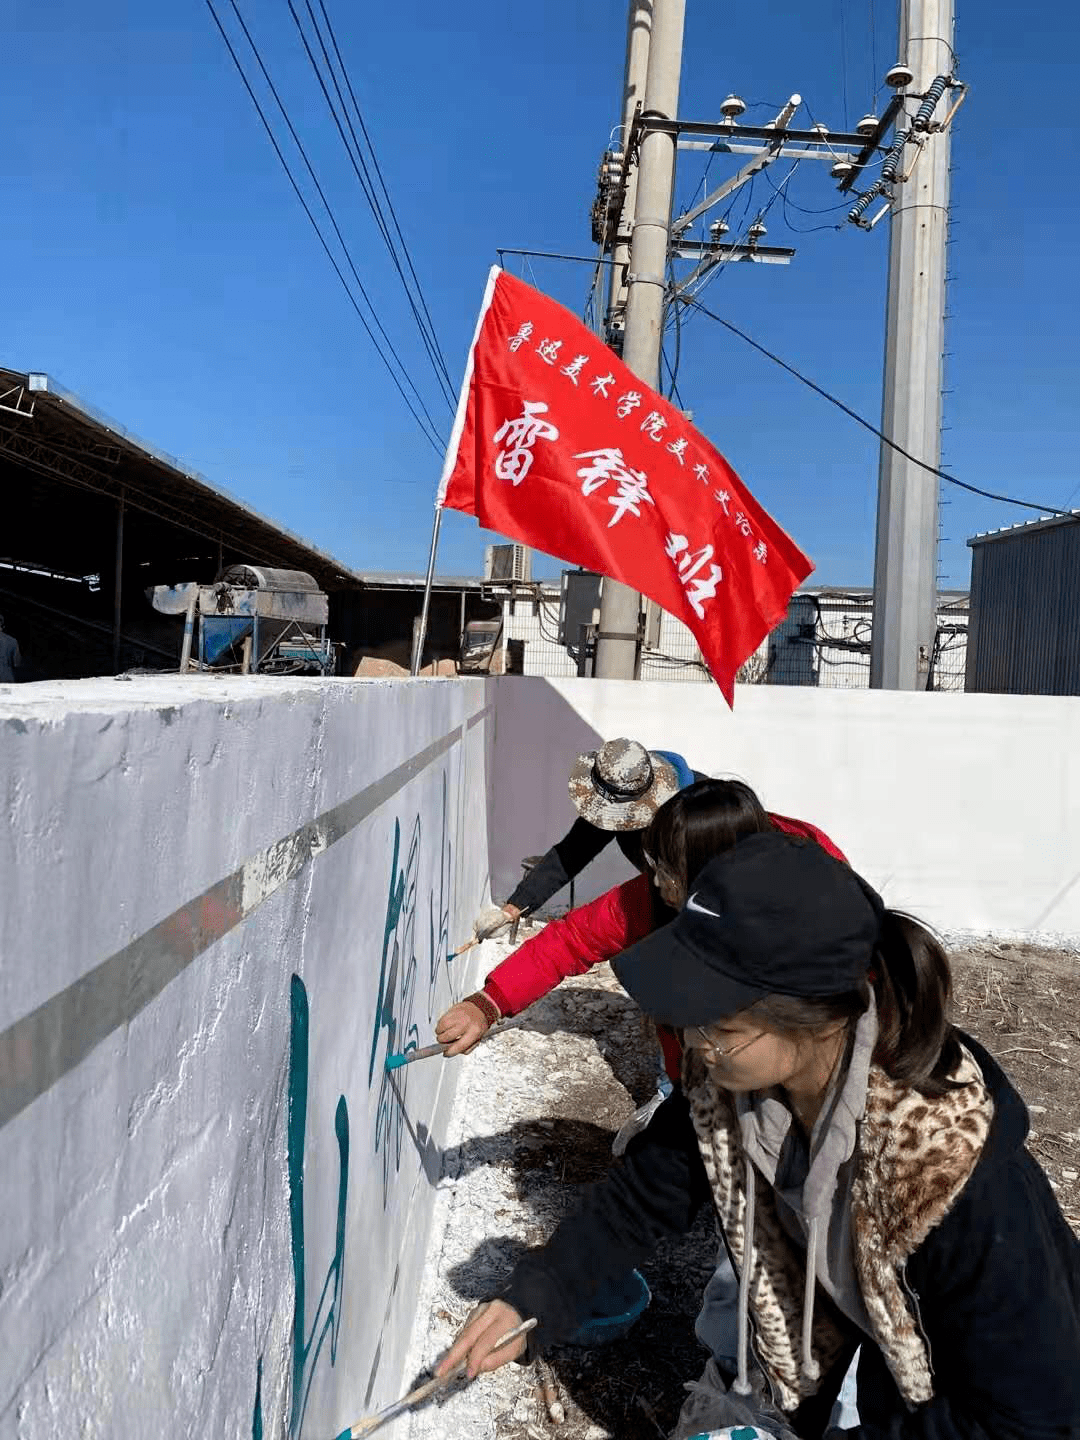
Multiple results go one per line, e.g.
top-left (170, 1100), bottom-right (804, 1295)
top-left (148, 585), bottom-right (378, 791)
top-left (499, 587), bottom-right (968, 691)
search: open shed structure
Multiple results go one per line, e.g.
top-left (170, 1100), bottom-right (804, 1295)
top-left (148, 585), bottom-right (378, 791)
top-left (0, 368), bottom-right (361, 680)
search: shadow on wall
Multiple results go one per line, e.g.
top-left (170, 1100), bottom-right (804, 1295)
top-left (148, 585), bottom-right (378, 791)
top-left (487, 678), bottom-right (607, 911)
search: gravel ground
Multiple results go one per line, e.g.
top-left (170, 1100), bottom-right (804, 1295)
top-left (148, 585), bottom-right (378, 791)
top-left (404, 927), bottom-right (1080, 1440)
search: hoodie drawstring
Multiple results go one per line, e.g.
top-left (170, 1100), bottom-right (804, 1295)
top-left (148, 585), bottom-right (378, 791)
top-left (733, 1155), bottom-right (755, 1396)
top-left (801, 1216), bottom-right (822, 1383)
top-left (733, 1158), bottom-right (823, 1396)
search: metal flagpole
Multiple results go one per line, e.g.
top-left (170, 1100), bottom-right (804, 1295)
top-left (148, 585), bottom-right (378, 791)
top-left (411, 504), bottom-right (444, 675)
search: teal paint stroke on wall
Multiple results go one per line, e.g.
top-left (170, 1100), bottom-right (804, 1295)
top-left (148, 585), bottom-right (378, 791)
top-left (288, 973), bottom-right (350, 1437)
top-left (368, 770), bottom-right (456, 1206)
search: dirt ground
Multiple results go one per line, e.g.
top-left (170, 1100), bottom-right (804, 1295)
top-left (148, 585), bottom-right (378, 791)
top-left (407, 933), bottom-right (1080, 1440)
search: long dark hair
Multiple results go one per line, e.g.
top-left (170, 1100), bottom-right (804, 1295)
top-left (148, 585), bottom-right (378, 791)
top-left (643, 778), bottom-right (772, 887)
top-left (746, 909), bottom-right (964, 1097)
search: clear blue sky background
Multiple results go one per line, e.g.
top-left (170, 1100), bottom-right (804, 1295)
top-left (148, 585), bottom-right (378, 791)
top-left (4, 0), bottom-right (1077, 588)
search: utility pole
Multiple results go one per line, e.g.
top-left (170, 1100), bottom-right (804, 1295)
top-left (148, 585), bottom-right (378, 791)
top-left (870, 0), bottom-right (954, 689)
top-left (595, 0), bottom-right (685, 680)
top-left (604, 2), bottom-right (652, 346)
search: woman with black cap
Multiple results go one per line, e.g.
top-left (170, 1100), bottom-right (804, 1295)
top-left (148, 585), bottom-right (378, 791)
top-left (438, 833), bottom-right (1080, 1440)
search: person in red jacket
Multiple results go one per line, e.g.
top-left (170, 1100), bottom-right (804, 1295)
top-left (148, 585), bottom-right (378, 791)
top-left (436, 779), bottom-right (846, 1079)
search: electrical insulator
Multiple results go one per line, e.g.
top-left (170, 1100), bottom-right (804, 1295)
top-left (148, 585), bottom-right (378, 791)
top-left (720, 94), bottom-right (746, 120)
top-left (709, 219), bottom-right (730, 244)
top-left (912, 75), bottom-right (950, 131)
top-left (856, 114), bottom-right (879, 136)
top-left (830, 158), bottom-right (854, 180)
top-left (747, 220), bottom-right (767, 242)
top-left (848, 180), bottom-right (884, 225)
top-left (885, 62), bottom-right (914, 88)
top-left (880, 129), bottom-right (909, 183)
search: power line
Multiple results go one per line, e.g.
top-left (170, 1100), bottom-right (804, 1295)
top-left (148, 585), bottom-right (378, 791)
top-left (761, 165), bottom-right (848, 217)
top-left (869, 0), bottom-right (879, 98)
top-left (680, 295), bottom-right (1080, 519)
top-left (315, 0), bottom-right (455, 397)
top-left (307, 0), bottom-right (455, 405)
top-left (224, 0), bottom-right (446, 441)
top-left (839, 0), bottom-right (851, 128)
top-left (287, 0), bottom-right (457, 411)
top-left (205, 0), bottom-right (445, 454)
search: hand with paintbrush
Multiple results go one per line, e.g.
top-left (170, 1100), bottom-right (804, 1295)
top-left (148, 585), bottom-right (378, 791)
top-left (435, 1299), bottom-right (531, 1380)
top-left (339, 1308), bottom-right (536, 1437)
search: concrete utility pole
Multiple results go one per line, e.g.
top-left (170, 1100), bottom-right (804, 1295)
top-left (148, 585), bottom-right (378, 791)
top-left (870, 0), bottom-right (954, 690)
top-left (595, 0), bottom-right (686, 680)
top-left (604, 2), bottom-right (652, 338)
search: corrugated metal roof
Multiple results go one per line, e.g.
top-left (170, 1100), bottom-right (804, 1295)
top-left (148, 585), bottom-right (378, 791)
top-left (1, 366), bottom-right (365, 588)
top-left (968, 509), bottom-right (1080, 546)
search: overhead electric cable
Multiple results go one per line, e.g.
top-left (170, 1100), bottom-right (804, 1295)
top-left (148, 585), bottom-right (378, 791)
top-left (681, 295), bottom-right (1079, 518)
top-left (287, 0), bottom-right (457, 411)
top-left (206, 0), bottom-right (445, 453)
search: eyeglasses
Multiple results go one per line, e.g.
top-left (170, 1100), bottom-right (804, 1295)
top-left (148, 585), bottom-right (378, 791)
top-left (686, 1025), bottom-right (764, 1064)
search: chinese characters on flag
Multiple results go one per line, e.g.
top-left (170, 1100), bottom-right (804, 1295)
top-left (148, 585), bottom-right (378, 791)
top-left (438, 268), bottom-right (813, 702)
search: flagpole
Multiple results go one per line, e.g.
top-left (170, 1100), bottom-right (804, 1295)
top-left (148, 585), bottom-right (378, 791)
top-left (411, 504), bottom-right (444, 676)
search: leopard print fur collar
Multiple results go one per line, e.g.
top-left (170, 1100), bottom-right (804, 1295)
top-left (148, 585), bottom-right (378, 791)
top-left (684, 1047), bottom-right (993, 1413)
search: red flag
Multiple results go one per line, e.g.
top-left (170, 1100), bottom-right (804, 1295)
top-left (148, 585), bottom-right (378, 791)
top-left (439, 268), bottom-right (812, 702)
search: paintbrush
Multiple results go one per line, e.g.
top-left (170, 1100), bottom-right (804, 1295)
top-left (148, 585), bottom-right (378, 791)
top-left (338, 1316), bottom-right (538, 1438)
top-left (383, 1042), bottom-right (448, 1072)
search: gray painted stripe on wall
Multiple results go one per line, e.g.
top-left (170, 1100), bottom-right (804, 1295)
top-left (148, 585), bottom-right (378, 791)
top-left (0, 704), bottom-right (492, 1130)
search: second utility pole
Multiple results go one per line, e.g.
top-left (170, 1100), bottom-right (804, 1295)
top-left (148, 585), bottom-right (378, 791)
top-left (870, 0), bottom-right (954, 689)
top-left (594, 0), bottom-right (686, 681)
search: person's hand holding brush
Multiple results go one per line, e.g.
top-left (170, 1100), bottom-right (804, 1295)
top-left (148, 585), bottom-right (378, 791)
top-left (436, 1300), bottom-right (530, 1380)
top-left (435, 991), bottom-right (501, 1055)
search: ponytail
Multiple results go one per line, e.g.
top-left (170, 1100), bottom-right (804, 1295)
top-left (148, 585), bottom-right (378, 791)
top-left (870, 911), bottom-right (963, 1096)
top-left (745, 908), bottom-right (963, 1097)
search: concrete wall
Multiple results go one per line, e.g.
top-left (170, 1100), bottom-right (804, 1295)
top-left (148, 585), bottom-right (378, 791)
top-left (0, 675), bottom-right (494, 1438)
top-left (490, 677), bottom-right (1080, 936)
top-left (5, 670), bottom-right (1078, 1440)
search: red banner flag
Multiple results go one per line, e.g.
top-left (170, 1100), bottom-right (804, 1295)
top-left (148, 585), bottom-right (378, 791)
top-left (438, 268), bottom-right (812, 701)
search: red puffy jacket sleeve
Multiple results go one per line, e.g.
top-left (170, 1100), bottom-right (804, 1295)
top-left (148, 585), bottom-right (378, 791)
top-left (769, 812), bottom-right (847, 863)
top-left (482, 812), bottom-right (846, 1027)
top-left (484, 873), bottom-right (656, 1018)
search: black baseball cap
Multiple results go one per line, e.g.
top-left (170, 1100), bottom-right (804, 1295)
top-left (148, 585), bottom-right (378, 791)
top-left (612, 831), bottom-right (884, 1028)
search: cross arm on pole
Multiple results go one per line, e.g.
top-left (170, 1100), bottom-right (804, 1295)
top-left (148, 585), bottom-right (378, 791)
top-left (671, 144), bottom-right (783, 237)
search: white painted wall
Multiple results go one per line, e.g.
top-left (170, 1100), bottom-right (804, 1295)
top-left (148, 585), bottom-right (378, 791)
top-left (0, 675), bottom-right (495, 1439)
top-left (490, 677), bottom-right (1080, 936)
top-left (4, 669), bottom-right (1077, 1440)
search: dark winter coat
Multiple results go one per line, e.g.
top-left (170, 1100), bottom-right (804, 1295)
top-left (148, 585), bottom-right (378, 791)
top-left (504, 1033), bottom-right (1080, 1440)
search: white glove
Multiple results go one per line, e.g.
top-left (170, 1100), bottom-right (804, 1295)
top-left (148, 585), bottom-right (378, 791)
top-left (473, 904), bottom-right (515, 941)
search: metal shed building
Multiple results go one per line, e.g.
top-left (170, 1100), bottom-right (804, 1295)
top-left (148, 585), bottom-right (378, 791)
top-left (965, 511), bottom-right (1080, 694)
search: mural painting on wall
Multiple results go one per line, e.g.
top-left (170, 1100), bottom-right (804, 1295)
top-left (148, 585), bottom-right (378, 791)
top-left (254, 973), bottom-right (350, 1440)
top-left (253, 769), bottom-right (458, 1434)
top-left (368, 770), bottom-right (456, 1205)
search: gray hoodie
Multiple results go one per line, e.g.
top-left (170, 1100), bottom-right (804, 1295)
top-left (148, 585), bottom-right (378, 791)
top-left (733, 996), bottom-right (878, 1373)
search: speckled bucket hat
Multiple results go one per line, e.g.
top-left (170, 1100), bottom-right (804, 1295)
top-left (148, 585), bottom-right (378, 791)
top-left (568, 738), bottom-right (681, 833)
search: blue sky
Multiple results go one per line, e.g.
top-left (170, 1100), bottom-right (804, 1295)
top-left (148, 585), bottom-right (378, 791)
top-left (4, 0), bottom-right (1077, 588)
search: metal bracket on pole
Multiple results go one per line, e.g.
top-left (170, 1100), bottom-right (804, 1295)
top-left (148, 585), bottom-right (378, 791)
top-left (671, 144), bottom-right (783, 237)
top-left (837, 94), bottom-right (904, 191)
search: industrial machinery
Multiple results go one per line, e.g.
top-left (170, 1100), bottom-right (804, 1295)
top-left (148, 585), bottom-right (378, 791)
top-left (150, 565), bottom-right (333, 675)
